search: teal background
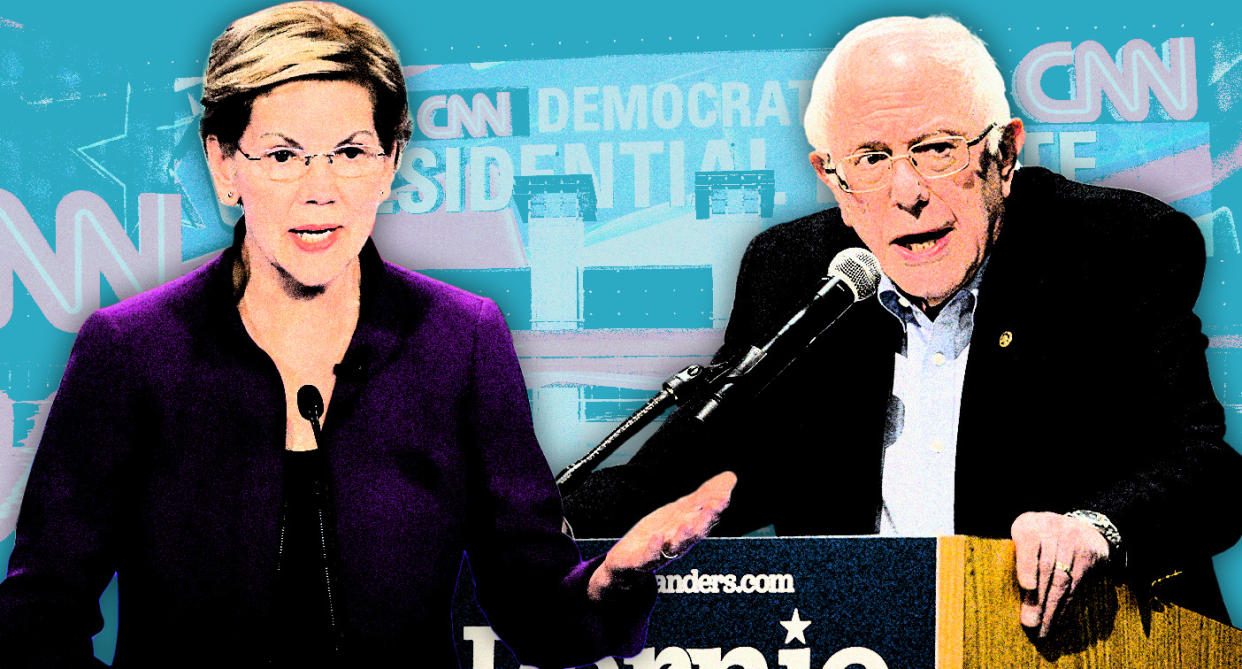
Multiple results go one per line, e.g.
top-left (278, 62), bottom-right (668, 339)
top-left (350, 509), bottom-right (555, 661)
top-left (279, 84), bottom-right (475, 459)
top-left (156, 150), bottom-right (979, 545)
top-left (3, 0), bottom-right (1242, 663)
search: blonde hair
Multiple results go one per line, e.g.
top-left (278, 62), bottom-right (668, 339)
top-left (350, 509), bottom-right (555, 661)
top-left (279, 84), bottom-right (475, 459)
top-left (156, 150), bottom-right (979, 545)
top-left (199, 1), bottom-right (411, 154)
top-left (803, 16), bottom-right (1010, 155)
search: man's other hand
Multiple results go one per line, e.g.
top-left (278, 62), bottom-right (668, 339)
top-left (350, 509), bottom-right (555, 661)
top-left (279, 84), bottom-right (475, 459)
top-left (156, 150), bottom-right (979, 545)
top-left (587, 471), bottom-right (737, 601)
top-left (1011, 511), bottom-right (1111, 638)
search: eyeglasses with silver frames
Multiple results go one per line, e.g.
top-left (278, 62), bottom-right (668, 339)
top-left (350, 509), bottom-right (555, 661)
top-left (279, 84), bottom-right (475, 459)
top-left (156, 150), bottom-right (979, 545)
top-left (236, 145), bottom-right (389, 182)
top-left (816, 122), bottom-right (998, 194)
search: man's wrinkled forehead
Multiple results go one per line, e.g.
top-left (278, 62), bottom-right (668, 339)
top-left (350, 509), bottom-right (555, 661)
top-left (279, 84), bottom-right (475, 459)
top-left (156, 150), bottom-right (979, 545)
top-left (804, 16), bottom-right (1008, 155)
top-left (827, 47), bottom-right (983, 152)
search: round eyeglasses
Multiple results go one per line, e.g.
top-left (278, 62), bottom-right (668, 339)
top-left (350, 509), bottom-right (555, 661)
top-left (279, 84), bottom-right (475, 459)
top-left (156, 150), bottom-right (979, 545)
top-left (819, 123), bottom-right (997, 194)
top-left (236, 145), bottom-right (389, 182)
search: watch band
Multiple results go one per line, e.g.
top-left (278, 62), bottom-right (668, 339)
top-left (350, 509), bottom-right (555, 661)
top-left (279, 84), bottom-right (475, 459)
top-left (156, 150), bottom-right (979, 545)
top-left (1066, 509), bottom-right (1125, 568)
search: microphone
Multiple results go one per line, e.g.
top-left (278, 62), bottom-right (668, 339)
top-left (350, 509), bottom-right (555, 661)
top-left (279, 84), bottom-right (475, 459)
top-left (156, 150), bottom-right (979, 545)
top-left (691, 247), bottom-right (882, 422)
top-left (297, 385), bottom-right (325, 445)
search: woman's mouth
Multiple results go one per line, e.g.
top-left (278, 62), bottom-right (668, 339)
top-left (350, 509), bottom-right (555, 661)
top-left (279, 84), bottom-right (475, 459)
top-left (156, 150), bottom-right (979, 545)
top-left (288, 226), bottom-right (341, 251)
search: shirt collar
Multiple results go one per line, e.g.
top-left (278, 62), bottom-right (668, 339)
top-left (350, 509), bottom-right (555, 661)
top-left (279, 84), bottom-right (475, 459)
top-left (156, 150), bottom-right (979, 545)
top-left (876, 256), bottom-right (988, 329)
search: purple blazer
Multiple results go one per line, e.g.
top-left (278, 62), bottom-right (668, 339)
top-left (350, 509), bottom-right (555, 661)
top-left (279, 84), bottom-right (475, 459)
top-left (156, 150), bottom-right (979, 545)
top-left (0, 229), bottom-right (653, 667)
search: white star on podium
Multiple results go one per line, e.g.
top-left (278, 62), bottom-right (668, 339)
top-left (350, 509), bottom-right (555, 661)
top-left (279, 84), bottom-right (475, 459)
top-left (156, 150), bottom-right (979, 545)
top-left (780, 607), bottom-right (812, 644)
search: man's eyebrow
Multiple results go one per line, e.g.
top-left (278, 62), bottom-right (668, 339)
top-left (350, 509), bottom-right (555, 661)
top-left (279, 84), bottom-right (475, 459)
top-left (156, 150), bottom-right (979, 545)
top-left (910, 128), bottom-right (967, 144)
top-left (843, 129), bottom-right (970, 155)
top-left (845, 140), bottom-right (892, 155)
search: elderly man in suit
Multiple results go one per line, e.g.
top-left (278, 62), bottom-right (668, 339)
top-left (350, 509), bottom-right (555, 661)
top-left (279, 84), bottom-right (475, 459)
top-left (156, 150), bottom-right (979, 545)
top-left (564, 15), bottom-right (1242, 636)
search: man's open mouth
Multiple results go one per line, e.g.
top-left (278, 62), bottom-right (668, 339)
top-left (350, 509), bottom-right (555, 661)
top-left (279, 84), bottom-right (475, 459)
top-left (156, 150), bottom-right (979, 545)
top-left (892, 227), bottom-right (951, 252)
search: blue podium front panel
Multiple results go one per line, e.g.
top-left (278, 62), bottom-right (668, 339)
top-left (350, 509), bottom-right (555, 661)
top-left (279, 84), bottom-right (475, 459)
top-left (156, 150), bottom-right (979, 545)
top-left (454, 537), bottom-right (937, 668)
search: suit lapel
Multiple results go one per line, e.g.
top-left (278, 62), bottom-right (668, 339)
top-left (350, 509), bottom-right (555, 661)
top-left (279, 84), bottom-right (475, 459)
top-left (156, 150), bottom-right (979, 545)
top-left (954, 176), bottom-right (1047, 533)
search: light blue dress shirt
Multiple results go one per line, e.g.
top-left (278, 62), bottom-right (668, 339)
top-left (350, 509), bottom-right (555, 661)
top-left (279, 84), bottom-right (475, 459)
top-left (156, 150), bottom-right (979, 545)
top-left (875, 265), bottom-right (984, 537)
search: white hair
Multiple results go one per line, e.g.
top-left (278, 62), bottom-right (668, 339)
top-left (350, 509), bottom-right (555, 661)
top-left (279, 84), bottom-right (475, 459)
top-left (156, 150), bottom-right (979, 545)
top-left (803, 16), bottom-right (1010, 154)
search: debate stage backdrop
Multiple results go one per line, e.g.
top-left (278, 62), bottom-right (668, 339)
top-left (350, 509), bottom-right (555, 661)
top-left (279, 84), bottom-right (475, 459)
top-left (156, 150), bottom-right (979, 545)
top-left (3, 0), bottom-right (1242, 663)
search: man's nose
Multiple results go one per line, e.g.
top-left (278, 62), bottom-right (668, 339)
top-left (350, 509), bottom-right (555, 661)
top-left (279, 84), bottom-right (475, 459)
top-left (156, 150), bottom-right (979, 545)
top-left (889, 156), bottom-right (929, 215)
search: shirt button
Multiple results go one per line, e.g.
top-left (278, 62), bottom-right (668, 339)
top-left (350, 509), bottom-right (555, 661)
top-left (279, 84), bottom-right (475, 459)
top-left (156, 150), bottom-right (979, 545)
top-left (930, 439), bottom-right (945, 453)
top-left (931, 352), bottom-right (946, 366)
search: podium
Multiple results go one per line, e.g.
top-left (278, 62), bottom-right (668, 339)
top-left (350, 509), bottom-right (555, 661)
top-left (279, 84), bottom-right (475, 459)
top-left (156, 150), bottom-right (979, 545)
top-left (453, 536), bottom-right (1242, 668)
top-left (938, 536), bottom-right (1242, 668)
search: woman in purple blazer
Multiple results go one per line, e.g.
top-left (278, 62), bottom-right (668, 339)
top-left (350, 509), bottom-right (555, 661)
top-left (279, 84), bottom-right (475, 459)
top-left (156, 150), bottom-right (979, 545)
top-left (0, 3), bottom-right (734, 667)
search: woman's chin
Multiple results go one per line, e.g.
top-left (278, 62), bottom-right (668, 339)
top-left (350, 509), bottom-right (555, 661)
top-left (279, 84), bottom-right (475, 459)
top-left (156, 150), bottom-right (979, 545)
top-left (266, 259), bottom-right (350, 298)
top-left (264, 241), bottom-right (364, 294)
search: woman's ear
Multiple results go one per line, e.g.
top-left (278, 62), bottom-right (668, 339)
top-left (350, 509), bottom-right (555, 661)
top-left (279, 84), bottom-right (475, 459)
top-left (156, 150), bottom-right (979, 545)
top-left (205, 136), bottom-right (240, 206)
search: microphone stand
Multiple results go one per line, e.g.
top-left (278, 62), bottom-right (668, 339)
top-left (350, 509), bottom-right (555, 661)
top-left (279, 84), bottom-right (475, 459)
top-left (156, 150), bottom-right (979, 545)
top-left (555, 287), bottom-right (860, 496)
top-left (555, 361), bottom-right (732, 496)
top-left (293, 385), bottom-right (343, 657)
top-left (552, 344), bottom-right (808, 497)
top-left (555, 248), bottom-right (881, 498)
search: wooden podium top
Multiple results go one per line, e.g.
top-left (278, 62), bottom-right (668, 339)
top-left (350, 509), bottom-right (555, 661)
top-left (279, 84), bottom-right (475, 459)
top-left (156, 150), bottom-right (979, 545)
top-left (937, 536), bottom-right (1242, 668)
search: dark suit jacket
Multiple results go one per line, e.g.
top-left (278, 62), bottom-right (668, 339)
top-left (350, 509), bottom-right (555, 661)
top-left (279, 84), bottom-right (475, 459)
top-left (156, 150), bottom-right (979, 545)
top-left (565, 167), bottom-right (1242, 622)
top-left (0, 227), bottom-right (652, 668)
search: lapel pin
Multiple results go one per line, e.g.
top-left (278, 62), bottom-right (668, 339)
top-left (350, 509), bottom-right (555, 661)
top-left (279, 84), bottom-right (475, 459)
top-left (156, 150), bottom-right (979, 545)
top-left (999, 330), bottom-right (1014, 348)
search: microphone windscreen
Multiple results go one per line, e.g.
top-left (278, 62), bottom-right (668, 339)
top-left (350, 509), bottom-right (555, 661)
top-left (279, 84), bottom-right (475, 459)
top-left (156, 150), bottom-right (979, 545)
top-left (297, 385), bottom-right (324, 422)
top-left (829, 248), bottom-right (882, 301)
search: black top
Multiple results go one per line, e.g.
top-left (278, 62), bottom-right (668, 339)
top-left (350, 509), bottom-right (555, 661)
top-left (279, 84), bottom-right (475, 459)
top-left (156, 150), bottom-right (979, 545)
top-left (273, 448), bottom-right (337, 666)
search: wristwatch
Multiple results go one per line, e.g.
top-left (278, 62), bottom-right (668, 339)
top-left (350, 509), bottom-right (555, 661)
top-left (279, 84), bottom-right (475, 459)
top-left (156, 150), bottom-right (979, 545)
top-left (1066, 509), bottom-right (1125, 569)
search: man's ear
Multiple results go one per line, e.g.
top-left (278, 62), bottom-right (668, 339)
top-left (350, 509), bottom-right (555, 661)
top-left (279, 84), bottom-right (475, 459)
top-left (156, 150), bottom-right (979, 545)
top-left (808, 151), bottom-right (832, 188)
top-left (809, 151), bottom-right (851, 225)
top-left (205, 136), bottom-right (240, 206)
top-left (997, 118), bottom-right (1025, 198)
top-left (804, 152), bottom-right (854, 228)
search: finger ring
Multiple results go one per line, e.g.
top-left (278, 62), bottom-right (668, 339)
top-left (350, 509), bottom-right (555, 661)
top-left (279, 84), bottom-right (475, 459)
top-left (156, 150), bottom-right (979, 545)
top-left (660, 547), bottom-right (680, 560)
top-left (1055, 561), bottom-right (1072, 573)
